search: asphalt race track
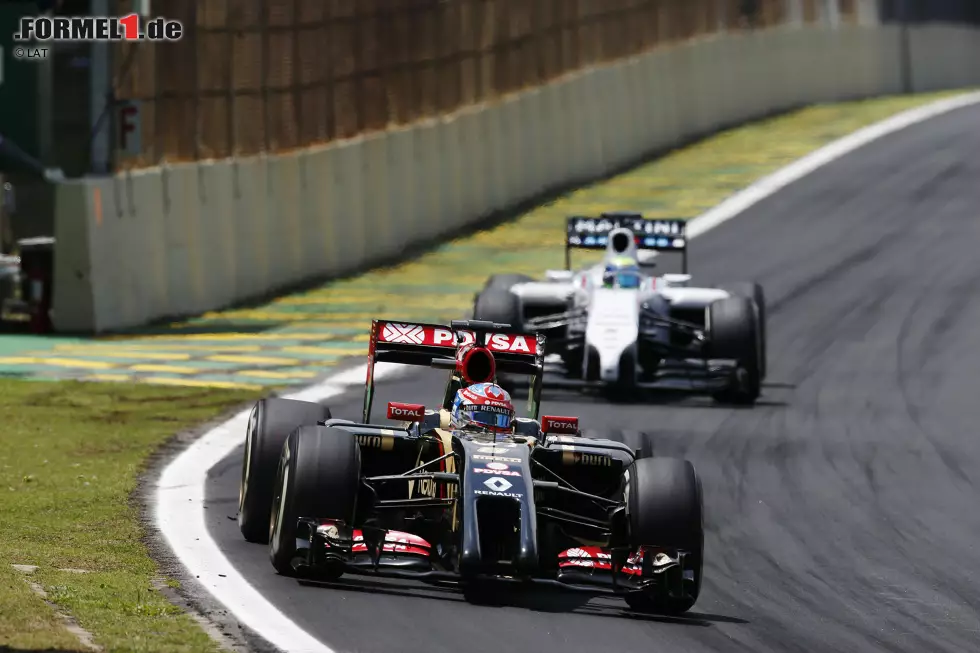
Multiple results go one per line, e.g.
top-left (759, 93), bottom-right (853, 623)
top-left (204, 104), bottom-right (980, 653)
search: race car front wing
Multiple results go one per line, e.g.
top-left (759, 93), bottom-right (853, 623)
top-left (289, 517), bottom-right (697, 604)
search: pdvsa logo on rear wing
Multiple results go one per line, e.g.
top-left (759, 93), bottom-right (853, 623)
top-left (377, 321), bottom-right (539, 355)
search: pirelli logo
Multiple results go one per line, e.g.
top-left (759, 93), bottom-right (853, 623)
top-left (357, 433), bottom-right (394, 451)
top-left (562, 451), bottom-right (611, 466)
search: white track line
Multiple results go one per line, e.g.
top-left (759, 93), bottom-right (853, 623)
top-left (154, 90), bottom-right (980, 653)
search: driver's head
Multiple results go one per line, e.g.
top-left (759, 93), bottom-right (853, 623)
top-left (450, 383), bottom-right (515, 433)
top-left (602, 256), bottom-right (641, 289)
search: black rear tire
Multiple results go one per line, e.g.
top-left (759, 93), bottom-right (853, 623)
top-left (269, 426), bottom-right (360, 576)
top-left (625, 458), bottom-right (704, 615)
top-left (722, 282), bottom-right (767, 379)
top-left (707, 296), bottom-right (761, 405)
top-left (239, 398), bottom-right (331, 543)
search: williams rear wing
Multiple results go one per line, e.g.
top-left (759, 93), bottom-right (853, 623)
top-left (363, 319), bottom-right (545, 424)
top-left (565, 213), bottom-right (688, 272)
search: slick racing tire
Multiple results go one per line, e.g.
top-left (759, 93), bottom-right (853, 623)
top-left (239, 398), bottom-right (332, 543)
top-left (482, 273), bottom-right (534, 293)
top-left (625, 458), bottom-right (703, 615)
top-left (473, 278), bottom-right (525, 392)
top-left (722, 281), bottom-right (767, 379)
top-left (473, 282), bottom-right (522, 330)
top-left (706, 296), bottom-right (761, 405)
top-left (269, 426), bottom-right (360, 576)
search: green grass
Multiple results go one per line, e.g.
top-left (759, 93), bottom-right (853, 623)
top-left (0, 380), bottom-right (265, 652)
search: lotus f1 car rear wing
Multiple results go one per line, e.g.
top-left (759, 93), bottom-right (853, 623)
top-left (565, 213), bottom-right (688, 273)
top-left (363, 319), bottom-right (546, 424)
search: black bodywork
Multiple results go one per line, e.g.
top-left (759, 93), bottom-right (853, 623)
top-left (285, 319), bottom-right (697, 604)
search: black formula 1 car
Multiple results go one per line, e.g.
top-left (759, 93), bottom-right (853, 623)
top-left (237, 319), bottom-right (704, 613)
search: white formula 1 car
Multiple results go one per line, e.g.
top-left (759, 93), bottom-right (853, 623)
top-left (472, 212), bottom-right (767, 404)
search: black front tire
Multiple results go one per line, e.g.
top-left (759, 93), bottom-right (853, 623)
top-left (269, 426), bottom-right (361, 576)
top-left (474, 281), bottom-right (525, 390)
top-left (239, 398), bottom-right (332, 543)
top-left (625, 458), bottom-right (704, 615)
top-left (707, 296), bottom-right (761, 405)
top-left (473, 285), bottom-right (522, 331)
top-left (482, 273), bottom-right (534, 293)
top-left (722, 282), bottom-right (767, 379)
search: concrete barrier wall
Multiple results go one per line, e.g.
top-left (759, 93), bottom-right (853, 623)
top-left (51, 24), bottom-right (980, 333)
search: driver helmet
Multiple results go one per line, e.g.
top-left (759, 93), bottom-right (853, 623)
top-left (450, 383), bottom-right (515, 433)
top-left (602, 255), bottom-right (641, 289)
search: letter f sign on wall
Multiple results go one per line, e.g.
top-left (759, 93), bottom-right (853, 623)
top-left (117, 100), bottom-right (142, 156)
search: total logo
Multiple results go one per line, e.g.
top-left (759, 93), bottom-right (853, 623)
top-left (386, 402), bottom-right (425, 420)
top-left (474, 467), bottom-right (520, 477)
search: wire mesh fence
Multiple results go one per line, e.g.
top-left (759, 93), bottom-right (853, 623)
top-left (110, 0), bottom-right (855, 169)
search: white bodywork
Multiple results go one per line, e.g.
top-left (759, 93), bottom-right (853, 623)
top-left (585, 288), bottom-right (640, 382)
top-left (509, 228), bottom-right (734, 381)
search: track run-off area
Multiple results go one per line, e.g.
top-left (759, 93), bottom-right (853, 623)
top-left (155, 91), bottom-right (980, 653)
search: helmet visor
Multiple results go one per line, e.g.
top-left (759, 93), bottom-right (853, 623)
top-left (616, 272), bottom-right (641, 289)
top-left (461, 406), bottom-right (513, 431)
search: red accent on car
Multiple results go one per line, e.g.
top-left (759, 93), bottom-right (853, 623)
top-left (375, 321), bottom-right (538, 356)
top-left (351, 529), bottom-right (432, 557)
top-left (456, 345), bottom-right (496, 384)
top-left (558, 546), bottom-right (644, 575)
top-left (542, 415), bottom-right (580, 434)
top-left (386, 402), bottom-right (426, 421)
